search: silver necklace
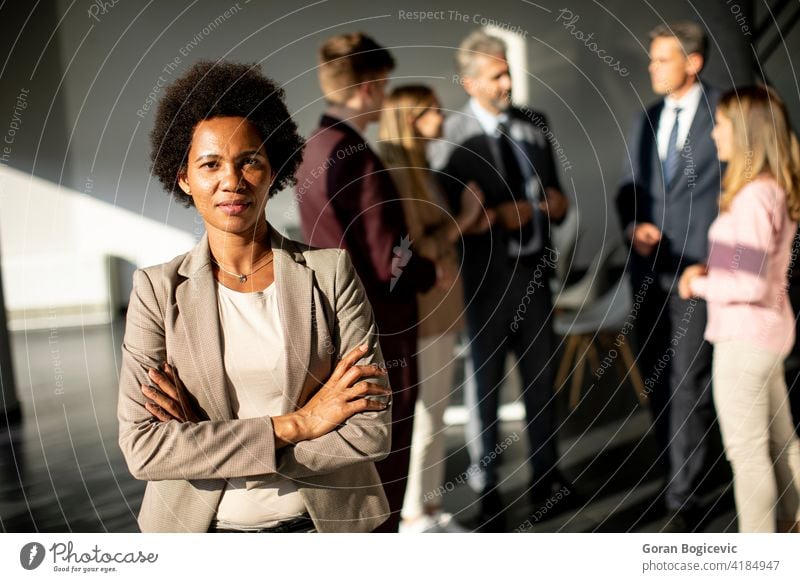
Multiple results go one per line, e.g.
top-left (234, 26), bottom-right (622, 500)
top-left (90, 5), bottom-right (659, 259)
top-left (211, 253), bottom-right (274, 283)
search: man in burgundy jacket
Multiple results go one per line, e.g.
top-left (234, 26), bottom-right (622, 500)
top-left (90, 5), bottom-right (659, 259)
top-left (296, 32), bottom-right (437, 532)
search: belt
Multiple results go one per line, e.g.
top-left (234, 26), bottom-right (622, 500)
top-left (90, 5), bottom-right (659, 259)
top-left (209, 515), bottom-right (316, 533)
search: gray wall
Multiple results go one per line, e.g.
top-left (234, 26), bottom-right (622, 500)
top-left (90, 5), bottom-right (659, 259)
top-left (0, 2), bottom-right (72, 185)
top-left (2, 0), bottom-right (797, 264)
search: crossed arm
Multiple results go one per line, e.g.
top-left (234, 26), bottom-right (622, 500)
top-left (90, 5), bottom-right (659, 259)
top-left (117, 252), bottom-right (392, 482)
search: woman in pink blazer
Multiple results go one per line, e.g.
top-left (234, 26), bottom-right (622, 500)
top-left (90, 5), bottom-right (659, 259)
top-left (679, 85), bottom-right (800, 532)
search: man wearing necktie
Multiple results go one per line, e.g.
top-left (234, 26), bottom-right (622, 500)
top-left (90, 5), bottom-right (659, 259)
top-left (616, 21), bottom-right (723, 532)
top-left (429, 30), bottom-right (570, 531)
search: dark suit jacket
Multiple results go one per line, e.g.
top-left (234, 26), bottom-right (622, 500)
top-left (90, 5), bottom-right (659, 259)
top-left (616, 83), bottom-right (722, 287)
top-left (118, 227), bottom-right (390, 532)
top-left (428, 103), bottom-right (564, 308)
top-left (297, 115), bottom-right (435, 336)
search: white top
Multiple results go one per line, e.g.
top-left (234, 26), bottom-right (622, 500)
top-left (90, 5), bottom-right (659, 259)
top-left (469, 98), bottom-right (544, 256)
top-left (657, 82), bottom-right (703, 161)
top-left (213, 282), bottom-right (307, 529)
top-left (470, 97), bottom-right (503, 136)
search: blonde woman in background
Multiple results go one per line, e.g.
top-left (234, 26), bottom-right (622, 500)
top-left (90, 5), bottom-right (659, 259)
top-left (679, 85), bottom-right (800, 532)
top-left (380, 85), bottom-right (493, 532)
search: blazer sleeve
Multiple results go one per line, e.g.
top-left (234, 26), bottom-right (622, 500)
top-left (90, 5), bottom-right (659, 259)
top-left (690, 184), bottom-right (777, 304)
top-left (273, 250), bottom-right (391, 478)
top-left (528, 111), bottom-right (563, 193)
top-left (529, 112), bottom-right (568, 226)
top-left (616, 111), bottom-right (652, 233)
top-left (117, 269), bottom-right (281, 481)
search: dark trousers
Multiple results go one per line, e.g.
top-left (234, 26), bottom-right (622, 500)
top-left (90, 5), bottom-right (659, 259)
top-left (634, 280), bottom-right (716, 511)
top-left (464, 254), bottom-right (558, 492)
top-left (372, 331), bottom-right (419, 532)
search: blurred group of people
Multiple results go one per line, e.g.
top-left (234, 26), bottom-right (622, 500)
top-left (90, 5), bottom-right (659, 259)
top-left (298, 29), bottom-right (571, 533)
top-left (119, 21), bottom-right (800, 534)
top-left (618, 22), bottom-right (800, 533)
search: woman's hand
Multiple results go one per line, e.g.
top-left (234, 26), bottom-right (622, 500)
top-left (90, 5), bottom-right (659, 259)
top-left (288, 344), bottom-right (391, 443)
top-left (142, 363), bottom-right (206, 423)
top-left (678, 264), bottom-right (707, 300)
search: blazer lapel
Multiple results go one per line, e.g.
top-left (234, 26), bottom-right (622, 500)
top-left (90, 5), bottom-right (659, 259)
top-left (686, 85), bottom-right (716, 145)
top-left (270, 228), bottom-right (314, 413)
top-left (175, 235), bottom-right (232, 421)
top-left (174, 227), bottom-right (317, 421)
top-left (683, 92), bottom-right (714, 151)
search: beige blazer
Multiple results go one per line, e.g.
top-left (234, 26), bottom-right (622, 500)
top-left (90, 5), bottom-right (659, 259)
top-left (117, 227), bottom-right (390, 532)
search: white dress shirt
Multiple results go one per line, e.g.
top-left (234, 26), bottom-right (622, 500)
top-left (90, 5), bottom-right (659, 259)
top-left (657, 82), bottom-right (703, 161)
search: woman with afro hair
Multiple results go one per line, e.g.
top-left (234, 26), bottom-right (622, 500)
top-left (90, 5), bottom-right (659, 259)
top-left (117, 60), bottom-right (391, 533)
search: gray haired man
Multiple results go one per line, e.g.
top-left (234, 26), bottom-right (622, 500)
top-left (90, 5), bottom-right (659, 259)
top-left (429, 30), bottom-right (573, 531)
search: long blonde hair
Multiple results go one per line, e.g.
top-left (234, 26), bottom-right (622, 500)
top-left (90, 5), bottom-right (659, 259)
top-left (378, 85), bottom-right (438, 200)
top-left (717, 85), bottom-right (800, 220)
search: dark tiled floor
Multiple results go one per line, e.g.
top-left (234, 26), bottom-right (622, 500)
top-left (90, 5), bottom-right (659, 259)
top-left (1, 321), bottom-right (144, 532)
top-left (1, 321), bottom-right (736, 532)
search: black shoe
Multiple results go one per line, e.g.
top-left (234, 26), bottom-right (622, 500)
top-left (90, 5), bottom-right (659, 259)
top-left (475, 488), bottom-right (507, 532)
top-left (529, 471), bottom-right (580, 518)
